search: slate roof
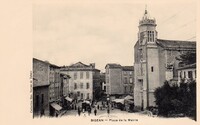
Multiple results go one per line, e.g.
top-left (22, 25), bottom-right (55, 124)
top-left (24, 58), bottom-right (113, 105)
top-left (105, 64), bottom-right (134, 70)
top-left (177, 63), bottom-right (196, 70)
top-left (33, 58), bottom-right (60, 68)
top-left (69, 62), bottom-right (90, 68)
top-left (157, 39), bottom-right (196, 49)
top-left (61, 62), bottom-right (100, 72)
top-left (122, 66), bottom-right (134, 71)
top-left (105, 63), bottom-right (122, 68)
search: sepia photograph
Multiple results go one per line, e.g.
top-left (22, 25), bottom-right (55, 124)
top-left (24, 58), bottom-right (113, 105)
top-left (1, 0), bottom-right (198, 125)
top-left (32, 0), bottom-right (197, 122)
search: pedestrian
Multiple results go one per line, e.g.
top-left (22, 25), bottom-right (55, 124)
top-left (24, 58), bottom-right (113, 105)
top-left (100, 105), bottom-right (102, 110)
top-left (75, 105), bottom-right (77, 110)
top-left (107, 108), bottom-right (110, 117)
top-left (78, 106), bottom-right (81, 116)
top-left (94, 108), bottom-right (97, 116)
top-left (88, 107), bottom-right (91, 116)
top-left (82, 108), bottom-right (86, 117)
top-left (97, 105), bottom-right (99, 110)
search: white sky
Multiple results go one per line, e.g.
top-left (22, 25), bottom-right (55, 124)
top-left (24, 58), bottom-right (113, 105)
top-left (33, 0), bottom-right (196, 72)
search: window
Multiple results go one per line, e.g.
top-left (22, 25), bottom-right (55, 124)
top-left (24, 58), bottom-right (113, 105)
top-left (147, 31), bottom-right (154, 42)
top-left (178, 62), bottom-right (184, 67)
top-left (184, 72), bottom-right (186, 78)
top-left (80, 83), bottom-right (83, 89)
top-left (151, 66), bottom-right (154, 72)
top-left (74, 83), bottom-right (77, 89)
top-left (130, 78), bottom-right (133, 83)
top-left (86, 71), bottom-right (89, 79)
top-left (81, 93), bottom-right (83, 99)
top-left (80, 72), bottom-right (83, 79)
top-left (180, 71), bottom-right (183, 78)
top-left (124, 77), bottom-right (128, 84)
top-left (124, 86), bottom-right (127, 93)
top-left (130, 72), bottom-right (132, 75)
top-left (130, 86), bottom-right (132, 92)
top-left (188, 71), bottom-right (193, 79)
top-left (86, 83), bottom-right (89, 89)
top-left (104, 86), bottom-right (106, 91)
top-left (87, 93), bottom-right (90, 99)
top-left (77, 91), bottom-right (80, 96)
top-left (74, 72), bottom-right (77, 80)
top-left (124, 71), bottom-right (127, 75)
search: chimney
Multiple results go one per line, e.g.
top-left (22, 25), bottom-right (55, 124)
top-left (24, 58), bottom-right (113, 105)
top-left (90, 63), bottom-right (95, 68)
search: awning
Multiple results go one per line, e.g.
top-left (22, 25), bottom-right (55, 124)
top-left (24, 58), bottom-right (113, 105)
top-left (112, 99), bottom-right (124, 104)
top-left (83, 100), bottom-right (91, 104)
top-left (51, 103), bottom-right (62, 111)
top-left (65, 97), bottom-right (73, 102)
top-left (125, 99), bottom-right (134, 104)
top-left (124, 95), bottom-right (133, 100)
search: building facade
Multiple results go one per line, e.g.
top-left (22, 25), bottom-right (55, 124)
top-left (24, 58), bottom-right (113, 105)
top-left (122, 66), bottom-right (134, 95)
top-left (33, 58), bottom-right (50, 117)
top-left (49, 64), bottom-right (61, 103)
top-left (60, 62), bottom-right (100, 101)
top-left (134, 9), bottom-right (196, 110)
top-left (105, 64), bottom-right (134, 96)
top-left (100, 73), bottom-right (106, 91)
top-left (177, 63), bottom-right (196, 83)
top-left (33, 58), bottom-right (71, 117)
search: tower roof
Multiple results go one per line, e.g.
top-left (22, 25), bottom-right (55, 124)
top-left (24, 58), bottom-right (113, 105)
top-left (139, 7), bottom-right (156, 26)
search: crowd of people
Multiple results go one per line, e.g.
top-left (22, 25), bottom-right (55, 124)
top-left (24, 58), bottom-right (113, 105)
top-left (75, 101), bottom-right (112, 117)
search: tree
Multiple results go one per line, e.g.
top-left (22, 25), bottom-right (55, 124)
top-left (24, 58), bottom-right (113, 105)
top-left (154, 81), bottom-right (179, 116)
top-left (176, 51), bottom-right (196, 65)
top-left (154, 80), bottom-right (196, 120)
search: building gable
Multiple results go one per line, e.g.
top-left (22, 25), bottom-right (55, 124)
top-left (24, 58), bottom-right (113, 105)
top-left (70, 62), bottom-right (90, 68)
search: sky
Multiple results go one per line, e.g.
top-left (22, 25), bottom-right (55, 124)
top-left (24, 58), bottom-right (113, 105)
top-left (33, 0), bottom-right (197, 72)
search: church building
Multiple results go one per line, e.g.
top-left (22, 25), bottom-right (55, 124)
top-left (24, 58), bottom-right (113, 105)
top-left (134, 9), bottom-right (196, 110)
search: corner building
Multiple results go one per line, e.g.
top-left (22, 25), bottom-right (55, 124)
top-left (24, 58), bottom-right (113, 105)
top-left (134, 9), bottom-right (196, 110)
top-left (60, 62), bottom-right (100, 101)
top-left (105, 64), bottom-right (134, 96)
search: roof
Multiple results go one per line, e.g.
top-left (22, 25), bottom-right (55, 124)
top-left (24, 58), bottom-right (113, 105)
top-left (157, 39), bottom-right (196, 50)
top-left (61, 62), bottom-right (100, 72)
top-left (69, 62), bottom-right (90, 68)
top-left (49, 63), bottom-right (60, 68)
top-left (177, 63), bottom-right (196, 70)
top-left (139, 9), bottom-right (156, 26)
top-left (105, 64), bottom-right (134, 71)
top-left (105, 63), bottom-right (121, 69)
top-left (33, 58), bottom-right (60, 68)
top-left (33, 58), bottom-right (50, 65)
top-left (122, 66), bottom-right (134, 71)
